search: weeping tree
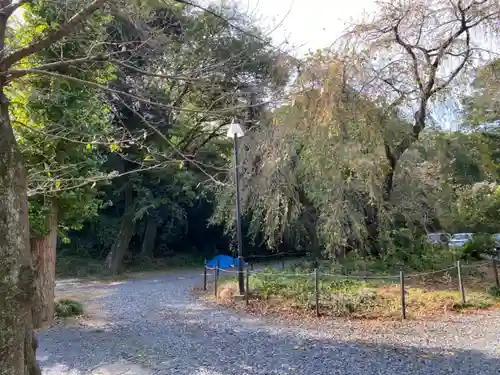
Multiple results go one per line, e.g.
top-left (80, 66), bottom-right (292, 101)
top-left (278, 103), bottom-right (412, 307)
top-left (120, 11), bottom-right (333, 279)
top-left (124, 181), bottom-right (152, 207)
top-left (214, 55), bottom-right (423, 257)
top-left (334, 0), bottom-right (500, 252)
top-left (214, 0), bottom-right (500, 258)
top-left (463, 59), bottom-right (500, 127)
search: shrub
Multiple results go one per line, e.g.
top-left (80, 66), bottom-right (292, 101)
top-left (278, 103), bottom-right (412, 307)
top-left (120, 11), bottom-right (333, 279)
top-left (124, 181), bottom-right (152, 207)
top-left (462, 233), bottom-right (495, 261)
top-left (488, 286), bottom-right (500, 298)
top-left (361, 237), bottom-right (456, 273)
top-left (250, 268), bottom-right (313, 302)
top-left (55, 299), bottom-right (84, 318)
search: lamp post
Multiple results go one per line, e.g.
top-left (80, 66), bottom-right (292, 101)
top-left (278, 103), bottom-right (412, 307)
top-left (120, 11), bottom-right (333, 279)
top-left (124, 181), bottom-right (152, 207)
top-left (227, 120), bottom-right (245, 295)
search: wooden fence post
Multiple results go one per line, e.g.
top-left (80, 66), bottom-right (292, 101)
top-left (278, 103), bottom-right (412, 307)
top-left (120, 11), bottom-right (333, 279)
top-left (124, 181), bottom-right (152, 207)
top-left (492, 258), bottom-right (500, 289)
top-left (245, 266), bottom-right (249, 306)
top-left (457, 260), bottom-right (466, 305)
top-left (400, 270), bottom-right (406, 320)
top-left (214, 259), bottom-right (220, 299)
top-left (314, 268), bottom-right (320, 317)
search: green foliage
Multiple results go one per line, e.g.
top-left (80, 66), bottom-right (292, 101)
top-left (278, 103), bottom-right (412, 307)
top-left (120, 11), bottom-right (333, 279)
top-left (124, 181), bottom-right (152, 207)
top-left (13, 0), bottom-right (500, 280)
top-left (447, 183), bottom-right (500, 234)
top-left (462, 60), bottom-right (500, 127)
top-left (8, 0), bottom-right (113, 237)
top-left (488, 286), bottom-right (500, 298)
top-left (241, 268), bottom-right (380, 316)
top-left (462, 233), bottom-right (496, 261)
top-left (55, 299), bottom-right (84, 318)
top-left (249, 268), bottom-right (314, 302)
top-left (341, 234), bottom-right (457, 273)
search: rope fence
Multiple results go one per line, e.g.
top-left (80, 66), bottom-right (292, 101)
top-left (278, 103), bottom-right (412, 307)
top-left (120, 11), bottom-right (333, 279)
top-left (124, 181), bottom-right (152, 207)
top-left (202, 258), bottom-right (500, 319)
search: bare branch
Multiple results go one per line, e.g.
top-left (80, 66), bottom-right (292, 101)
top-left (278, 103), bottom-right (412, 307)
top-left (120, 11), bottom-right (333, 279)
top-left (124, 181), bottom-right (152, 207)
top-left (7, 68), bottom-right (268, 114)
top-left (1, 0), bottom-right (107, 68)
top-left (393, 17), bottom-right (424, 93)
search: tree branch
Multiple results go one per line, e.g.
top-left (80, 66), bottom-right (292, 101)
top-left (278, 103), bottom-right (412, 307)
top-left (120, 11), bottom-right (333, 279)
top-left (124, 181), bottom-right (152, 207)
top-left (0, 0), bottom-right (27, 17)
top-left (6, 68), bottom-right (268, 114)
top-left (393, 17), bottom-right (424, 93)
top-left (1, 0), bottom-right (107, 68)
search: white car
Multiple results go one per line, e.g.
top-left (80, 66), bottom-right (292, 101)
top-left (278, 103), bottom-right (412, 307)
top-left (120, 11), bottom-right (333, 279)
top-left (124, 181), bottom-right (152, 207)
top-left (427, 232), bottom-right (451, 246)
top-left (448, 233), bottom-right (473, 249)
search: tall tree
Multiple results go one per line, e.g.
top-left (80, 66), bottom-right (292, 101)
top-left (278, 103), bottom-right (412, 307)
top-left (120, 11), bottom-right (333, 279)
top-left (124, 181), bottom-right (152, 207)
top-left (334, 0), bottom-right (499, 253)
top-left (100, 1), bottom-right (286, 273)
top-left (7, 0), bottom-right (114, 328)
top-left (214, 0), bottom-right (500, 258)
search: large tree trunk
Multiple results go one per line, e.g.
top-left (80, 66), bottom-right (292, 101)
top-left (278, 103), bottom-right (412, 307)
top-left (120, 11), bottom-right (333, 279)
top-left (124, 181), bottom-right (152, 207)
top-left (140, 215), bottom-right (157, 258)
top-left (0, 90), bottom-right (40, 374)
top-left (31, 201), bottom-right (58, 329)
top-left (105, 185), bottom-right (135, 274)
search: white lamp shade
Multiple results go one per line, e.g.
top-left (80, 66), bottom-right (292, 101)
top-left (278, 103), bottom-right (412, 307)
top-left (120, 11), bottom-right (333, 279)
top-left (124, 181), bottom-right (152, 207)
top-left (226, 121), bottom-right (245, 138)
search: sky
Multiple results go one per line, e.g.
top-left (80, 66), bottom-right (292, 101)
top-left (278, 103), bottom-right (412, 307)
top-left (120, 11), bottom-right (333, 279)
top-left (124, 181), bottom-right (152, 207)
top-left (241, 0), bottom-right (377, 55)
top-left (239, 0), bottom-right (474, 130)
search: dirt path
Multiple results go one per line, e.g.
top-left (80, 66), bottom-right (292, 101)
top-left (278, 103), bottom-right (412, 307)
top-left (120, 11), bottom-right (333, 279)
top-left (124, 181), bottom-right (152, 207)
top-left (38, 269), bottom-right (500, 375)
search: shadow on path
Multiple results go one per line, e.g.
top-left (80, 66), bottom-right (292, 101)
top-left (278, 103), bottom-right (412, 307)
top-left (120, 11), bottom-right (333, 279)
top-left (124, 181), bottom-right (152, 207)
top-left (38, 270), bottom-right (500, 375)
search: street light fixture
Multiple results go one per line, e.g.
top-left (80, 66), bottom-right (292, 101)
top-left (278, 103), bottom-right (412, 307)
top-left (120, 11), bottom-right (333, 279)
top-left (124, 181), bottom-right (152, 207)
top-left (226, 120), bottom-right (245, 295)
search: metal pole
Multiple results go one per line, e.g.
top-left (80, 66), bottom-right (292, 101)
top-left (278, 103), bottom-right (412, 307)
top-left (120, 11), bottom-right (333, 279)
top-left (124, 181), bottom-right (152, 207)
top-left (233, 135), bottom-right (245, 295)
top-left (215, 259), bottom-right (220, 299)
top-left (400, 271), bottom-right (406, 320)
top-left (457, 260), bottom-right (466, 305)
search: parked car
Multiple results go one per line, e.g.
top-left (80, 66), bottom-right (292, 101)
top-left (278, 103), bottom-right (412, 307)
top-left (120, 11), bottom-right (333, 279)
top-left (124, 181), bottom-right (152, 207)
top-left (448, 233), bottom-right (473, 249)
top-left (426, 232), bottom-right (451, 246)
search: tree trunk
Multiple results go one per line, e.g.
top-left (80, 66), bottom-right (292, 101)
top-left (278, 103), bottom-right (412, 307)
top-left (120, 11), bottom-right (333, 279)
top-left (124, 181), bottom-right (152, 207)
top-left (31, 201), bottom-right (58, 329)
top-left (140, 215), bottom-right (157, 258)
top-left (105, 185), bottom-right (135, 274)
top-left (0, 89), bottom-right (40, 374)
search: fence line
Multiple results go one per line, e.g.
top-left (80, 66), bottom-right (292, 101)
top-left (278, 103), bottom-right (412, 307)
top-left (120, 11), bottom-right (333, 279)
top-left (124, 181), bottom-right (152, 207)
top-left (210, 261), bottom-right (489, 280)
top-left (321, 272), bottom-right (399, 280)
top-left (203, 258), bottom-right (500, 320)
top-left (405, 266), bottom-right (457, 279)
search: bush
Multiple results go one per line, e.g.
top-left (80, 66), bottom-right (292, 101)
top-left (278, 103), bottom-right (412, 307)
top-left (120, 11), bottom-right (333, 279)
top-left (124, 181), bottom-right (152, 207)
top-left (488, 286), bottom-right (500, 297)
top-left (345, 238), bottom-right (456, 273)
top-left (250, 268), bottom-right (313, 303)
top-left (462, 233), bottom-right (495, 261)
top-left (55, 299), bottom-right (84, 318)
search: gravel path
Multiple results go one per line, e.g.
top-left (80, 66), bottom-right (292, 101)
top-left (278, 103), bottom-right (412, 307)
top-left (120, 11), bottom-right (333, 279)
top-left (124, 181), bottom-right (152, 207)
top-left (38, 268), bottom-right (500, 375)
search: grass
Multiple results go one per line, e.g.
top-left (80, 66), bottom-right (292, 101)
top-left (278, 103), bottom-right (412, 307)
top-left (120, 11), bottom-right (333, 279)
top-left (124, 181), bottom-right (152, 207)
top-left (209, 262), bottom-right (500, 320)
top-left (55, 298), bottom-right (84, 318)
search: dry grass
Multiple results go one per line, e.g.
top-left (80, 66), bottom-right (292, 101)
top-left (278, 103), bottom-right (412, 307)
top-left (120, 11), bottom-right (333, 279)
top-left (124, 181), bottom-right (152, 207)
top-left (200, 263), bottom-right (500, 321)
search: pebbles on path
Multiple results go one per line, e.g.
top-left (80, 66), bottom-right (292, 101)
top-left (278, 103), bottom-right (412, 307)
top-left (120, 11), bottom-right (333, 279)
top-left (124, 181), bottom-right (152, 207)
top-left (38, 270), bottom-right (500, 375)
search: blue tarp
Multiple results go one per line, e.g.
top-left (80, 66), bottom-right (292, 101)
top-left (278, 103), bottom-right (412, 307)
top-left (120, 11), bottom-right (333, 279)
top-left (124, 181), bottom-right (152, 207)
top-left (206, 254), bottom-right (246, 269)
